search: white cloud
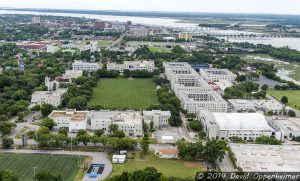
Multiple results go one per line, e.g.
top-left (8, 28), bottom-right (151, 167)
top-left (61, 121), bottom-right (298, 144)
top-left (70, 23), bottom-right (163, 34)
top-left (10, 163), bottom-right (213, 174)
top-left (0, 0), bottom-right (300, 14)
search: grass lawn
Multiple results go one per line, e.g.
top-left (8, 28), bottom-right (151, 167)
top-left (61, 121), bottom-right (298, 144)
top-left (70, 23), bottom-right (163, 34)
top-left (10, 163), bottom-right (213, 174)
top-left (98, 40), bottom-right (113, 48)
top-left (88, 78), bottom-right (159, 110)
top-left (268, 89), bottom-right (300, 110)
top-left (0, 153), bottom-right (86, 181)
top-left (110, 153), bottom-right (204, 178)
top-left (149, 46), bottom-right (170, 53)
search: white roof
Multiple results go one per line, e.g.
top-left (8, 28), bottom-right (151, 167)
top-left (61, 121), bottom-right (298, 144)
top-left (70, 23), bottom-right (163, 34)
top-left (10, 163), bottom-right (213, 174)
top-left (112, 155), bottom-right (126, 159)
top-left (231, 143), bottom-right (300, 172)
top-left (161, 136), bottom-right (174, 140)
top-left (213, 112), bottom-right (272, 130)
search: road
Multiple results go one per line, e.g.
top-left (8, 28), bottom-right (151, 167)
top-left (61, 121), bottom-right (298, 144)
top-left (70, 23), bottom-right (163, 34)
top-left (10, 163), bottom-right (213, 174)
top-left (105, 33), bottom-right (125, 50)
top-left (180, 112), bottom-right (197, 143)
top-left (0, 149), bottom-right (112, 181)
top-left (218, 153), bottom-right (236, 172)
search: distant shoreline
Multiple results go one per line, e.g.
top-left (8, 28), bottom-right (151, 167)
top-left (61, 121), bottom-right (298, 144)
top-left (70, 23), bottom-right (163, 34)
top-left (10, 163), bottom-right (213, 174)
top-left (1, 7), bottom-right (300, 21)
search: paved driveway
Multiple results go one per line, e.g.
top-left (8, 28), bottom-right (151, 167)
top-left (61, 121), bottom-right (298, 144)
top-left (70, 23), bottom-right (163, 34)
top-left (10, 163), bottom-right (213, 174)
top-left (0, 149), bottom-right (112, 181)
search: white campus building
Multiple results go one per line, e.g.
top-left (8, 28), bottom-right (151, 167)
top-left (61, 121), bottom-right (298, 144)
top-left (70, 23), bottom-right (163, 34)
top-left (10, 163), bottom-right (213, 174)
top-left (170, 74), bottom-right (212, 96)
top-left (228, 99), bottom-right (255, 112)
top-left (198, 110), bottom-right (279, 141)
top-left (89, 110), bottom-right (143, 137)
top-left (107, 60), bottom-right (155, 73)
top-left (163, 62), bottom-right (195, 80)
top-left (61, 41), bottom-right (98, 52)
top-left (230, 143), bottom-right (300, 172)
top-left (62, 70), bottom-right (83, 79)
top-left (268, 117), bottom-right (300, 141)
top-left (49, 110), bottom-right (89, 133)
top-left (31, 89), bottom-right (67, 107)
top-left (45, 76), bottom-right (72, 91)
top-left (72, 60), bottom-right (101, 72)
top-left (179, 91), bottom-right (228, 113)
top-left (143, 110), bottom-right (171, 128)
top-left (200, 69), bottom-right (237, 83)
top-left (251, 99), bottom-right (284, 115)
top-left (163, 62), bottom-right (228, 113)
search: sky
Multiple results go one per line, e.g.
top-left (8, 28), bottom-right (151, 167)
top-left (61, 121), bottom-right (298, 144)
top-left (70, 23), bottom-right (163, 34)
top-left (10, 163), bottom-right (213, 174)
top-left (0, 0), bottom-right (300, 15)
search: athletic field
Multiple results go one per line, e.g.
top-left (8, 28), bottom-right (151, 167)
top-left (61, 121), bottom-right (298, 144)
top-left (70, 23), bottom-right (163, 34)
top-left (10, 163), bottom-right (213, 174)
top-left (268, 89), bottom-right (300, 110)
top-left (0, 153), bottom-right (85, 181)
top-left (88, 78), bottom-right (159, 110)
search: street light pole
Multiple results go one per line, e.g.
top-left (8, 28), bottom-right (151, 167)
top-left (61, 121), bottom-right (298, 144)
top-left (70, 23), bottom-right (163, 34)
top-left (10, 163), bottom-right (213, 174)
top-left (32, 167), bottom-right (37, 178)
top-left (35, 132), bottom-right (38, 150)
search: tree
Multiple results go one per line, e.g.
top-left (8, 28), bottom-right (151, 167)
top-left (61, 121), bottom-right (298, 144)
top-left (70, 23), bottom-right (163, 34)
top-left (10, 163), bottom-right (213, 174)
top-left (34, 171), bottom-right (62, 181)
top-left (94, 130), bottom-right (104, 137)
top-left (149, 121), bottom-right (154, 131)
top-left (141, 135), bottom-right (150, 154)
top-left (41, 118), bottom-right (56, 130)
top-left (0, 122), bottom-right (16, 135)
top-left (58, 128), bottom-right (68, 136)
top-left (0, 170), bottom-right (19, 181)
top-left (281, 96), bottom-right (288, 104)
top-left (261, 84), bottom-right (268, 91)
top-left (90, 135), bottom-right (100, 145)
top-left (116, 130), bottom-right (125, 138)
top-left (76, 134), bottom-right (90, 146)
top-left (108, 124), bottom-right (118, 135)
top-left (108, 167), bottom-right (162, 181)
top-left (76, 129), bottom-right (87, 137)
top-left (204, 139), bottom-right (228, 168)
top-left (1, 136), bottom-right (14, 148)
top-left (17, 112), bottom-right (25, 122)
top-left (41, 104), bottom-right (54, 117)
top-left (288, 110), bottom-right (296, 117)
top-left (255, 136), bottom-right (281, 145)
top-left (189, 120), bottom-right (203, 132)
top-left (186, 113), bottom-right (196, 121)
top-left (168, 115), bottom-right (182, 127)
top-left (67, 96), bottom-right (87, 110)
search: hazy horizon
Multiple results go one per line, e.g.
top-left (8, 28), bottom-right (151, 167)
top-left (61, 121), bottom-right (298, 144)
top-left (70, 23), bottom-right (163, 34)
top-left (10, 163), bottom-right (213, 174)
top-left (1, 0), bottom-right (300, 15)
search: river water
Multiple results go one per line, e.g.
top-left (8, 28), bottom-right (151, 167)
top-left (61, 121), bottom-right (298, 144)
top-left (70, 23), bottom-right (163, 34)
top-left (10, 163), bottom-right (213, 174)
top-left (0, 10), bottom-right (198, 27)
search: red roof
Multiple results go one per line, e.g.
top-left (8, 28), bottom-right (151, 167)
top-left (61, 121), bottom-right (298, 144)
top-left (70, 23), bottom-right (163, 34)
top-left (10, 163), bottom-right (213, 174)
top-left (50, 76), bottom-right (71, 83)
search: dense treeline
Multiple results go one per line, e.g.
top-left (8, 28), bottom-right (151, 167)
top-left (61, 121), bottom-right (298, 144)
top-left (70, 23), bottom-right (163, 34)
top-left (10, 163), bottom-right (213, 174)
top-left (254, 46), bottom-right (300, 62)
top-left (177, 139), bottom-right (228, 168)
top-left (0, 24), bottom-right (49, 41)
top-left (123, 69), bottom-right (155, 78)
top-left (147, 85), bottom-right (182, 126)
top-left (223, 81), bottom-right (265, 99)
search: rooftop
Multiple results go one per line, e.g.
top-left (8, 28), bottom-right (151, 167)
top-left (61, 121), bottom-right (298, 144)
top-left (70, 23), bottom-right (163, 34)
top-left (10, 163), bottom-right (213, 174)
top-left (202, 111), bottom-right (272, 131)
top-left (159, 148), bottom-right (178, 155)
top-left (50, 111), bottom-right (88, 121)
top-left (90, 110), bottom-right (142, 125)
top-left (231, 143), bottom-right (300, 172)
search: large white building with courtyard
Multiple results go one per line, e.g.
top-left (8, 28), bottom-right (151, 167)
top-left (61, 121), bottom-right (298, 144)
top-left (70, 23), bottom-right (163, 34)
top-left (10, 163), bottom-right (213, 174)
top-left (107, 60), bottom-right (155, 72)
top-left (163, 62), bottom-right (228, 113)
top-left (89, 110), bottom-right (143, 137)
